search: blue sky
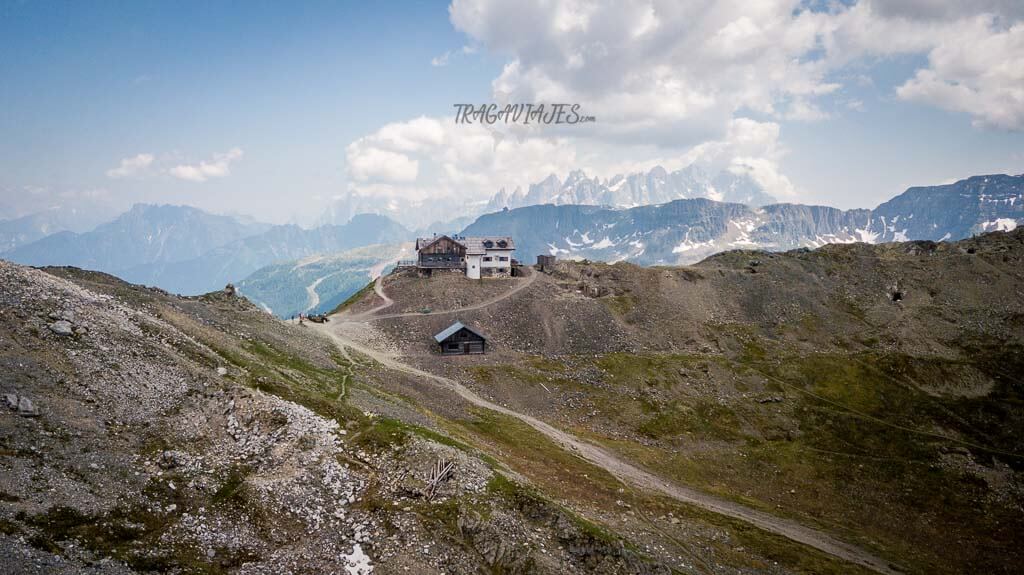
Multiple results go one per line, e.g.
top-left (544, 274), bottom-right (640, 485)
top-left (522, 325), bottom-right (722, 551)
top-left (1, 1), bottom-right (1022, 224)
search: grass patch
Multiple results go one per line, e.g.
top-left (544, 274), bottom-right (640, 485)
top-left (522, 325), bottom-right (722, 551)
top-left (580, 344), bottom-right (1024, 575)
top-left (636, 401), bottom-right (741, 441)
top-left (601, 294), bottom-right (637, 317)
top-left (453, 409), bottom-right (624, 511)
top-left (596, 352), bottom-right (704, 389)
top-left (351, 417), bottom-right (410, 452)
top-left (210, 340), bottom-right (364, 426)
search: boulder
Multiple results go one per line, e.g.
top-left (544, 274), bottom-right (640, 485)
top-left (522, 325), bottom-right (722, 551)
top-left (16, 396), bottom-right (39, 417)
top-left (48, 320), bottom-right (74, 336)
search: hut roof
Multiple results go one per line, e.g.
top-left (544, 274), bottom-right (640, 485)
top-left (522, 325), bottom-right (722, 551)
top-left (415, 235), bottom-right (515, 255)
top-left (433, 321), bottom-right (487, 343)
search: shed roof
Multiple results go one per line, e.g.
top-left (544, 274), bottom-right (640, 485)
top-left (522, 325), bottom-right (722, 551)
top-left (433, 321), bottom-right (487, 343)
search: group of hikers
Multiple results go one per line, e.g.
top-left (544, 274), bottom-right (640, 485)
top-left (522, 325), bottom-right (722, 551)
top-left (291, 313), bottom-right (329, 325)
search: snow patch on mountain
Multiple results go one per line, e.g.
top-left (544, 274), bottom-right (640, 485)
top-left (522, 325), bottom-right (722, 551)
top-left (981, 218), bottom-right (1018, 232)
top-left (487, 165), bottom-right (775, 212)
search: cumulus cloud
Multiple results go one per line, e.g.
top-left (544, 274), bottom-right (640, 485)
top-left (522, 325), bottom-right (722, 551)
top-left (450, 0), bottom-right (1024, 131)
top-left (106, 153), bottom-right (154, 179)
top-left (346, 147), bottom-right (419, 183)
top-left (894, 17), bottom-right (1024, 129)
top-left (342, 113), bottom-right (798, 204)
top-left (168, 148), bottom-right (244, 182)
top-left (450, 0), bottom-right (843, 144)
top-left (343, 115), bottom-right (579, 202)
top-left (340, 1), bottom-right (1021, 214)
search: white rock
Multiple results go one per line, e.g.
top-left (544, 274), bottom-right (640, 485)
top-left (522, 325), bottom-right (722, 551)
top-left (48, 320), bottom-right (74, 336)
top-left (17, 396), bottom-right (39, 417)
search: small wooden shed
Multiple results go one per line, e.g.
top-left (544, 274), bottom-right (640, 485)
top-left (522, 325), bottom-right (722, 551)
top-left (434, 321), bottom-right (487, 355)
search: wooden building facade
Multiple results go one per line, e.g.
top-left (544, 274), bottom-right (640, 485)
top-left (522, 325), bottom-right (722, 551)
top-left (434, 321), bottom-right (487, 355)
top-left (415, 235), bottom-right (466, 269)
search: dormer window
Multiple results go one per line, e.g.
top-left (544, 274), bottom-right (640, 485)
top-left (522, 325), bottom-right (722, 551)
top-left (483, 240), bottom-right (494, 248)
top-left (496, 239), bottom-right (508, 248)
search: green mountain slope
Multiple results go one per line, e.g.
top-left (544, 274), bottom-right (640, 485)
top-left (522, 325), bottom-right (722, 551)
top-left (236, 243), bottom-right (407, 318)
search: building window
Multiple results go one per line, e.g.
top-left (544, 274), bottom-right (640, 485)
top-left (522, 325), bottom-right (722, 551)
top-left (499, 256), bottom-right (509, 261)
top-left (483, 256), bottom-right (492, 262)
top-left (447, 343), bottom-right (459, 350)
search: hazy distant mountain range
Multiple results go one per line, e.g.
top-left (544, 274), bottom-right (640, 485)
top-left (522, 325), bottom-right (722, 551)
top-left (465, 174), bottom-right (1022, 265)
top-left (5, 204), bottom-right (271, 272)
top-left (0, 203), bottom-right (120, 253)
top-left (317, 191), bottom-right (487, 232)
top-left (4, 205), bottom-right (410, 295)
top-left (2, 174), bottom-right (1020, 303)
top-left (119, 214), bottom-right (409, 295)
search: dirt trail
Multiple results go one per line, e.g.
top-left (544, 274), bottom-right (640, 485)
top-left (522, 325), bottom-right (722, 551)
top-left (351, 274), bottom-right (395, 318)
top-left (348, 268), bottom-right (538, 321)
top-left (318, 272), bottom-right (900, 575)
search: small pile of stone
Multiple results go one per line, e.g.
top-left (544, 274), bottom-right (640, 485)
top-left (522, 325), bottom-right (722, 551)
top-left (47, 309), bottom-right (87, 336)
top-left (3, 392), bottom-right (39, 417)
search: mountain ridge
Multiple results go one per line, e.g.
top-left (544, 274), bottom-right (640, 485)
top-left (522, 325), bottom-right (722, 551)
top-left (5, 203), bottom-right (271, 272)
top-left (462, 174), bottom-right (1023, 265)
top-left (486, 164), bottom-right (777, 212)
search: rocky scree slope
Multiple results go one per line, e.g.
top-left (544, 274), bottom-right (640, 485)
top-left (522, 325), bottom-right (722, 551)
top-left (0, 261), bottom-right (678, 574)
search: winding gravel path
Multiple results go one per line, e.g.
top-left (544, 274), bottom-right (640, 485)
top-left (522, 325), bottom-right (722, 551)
top-left (318, 271), bottom-right (900, 575)
top-left (348, 268), bottom-right (538, 321)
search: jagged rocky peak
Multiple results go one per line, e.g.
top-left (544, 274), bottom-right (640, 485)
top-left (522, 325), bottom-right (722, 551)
top-left (487, 164), bottom-right (777, 212)
top-left (564, 169), bottom-right (590, 185)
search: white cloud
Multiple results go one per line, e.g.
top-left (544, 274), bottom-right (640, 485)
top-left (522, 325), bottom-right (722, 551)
top-left (106, 153), bottom-right (154, 179)
top-left (343, 115), bottom-right (579, 202)
top-left (451, 0), bottom-right (844, 145)
top-left (346, 147), bottom-right (419, 183)
top-left (431, 45), bottom-right (478, 67)
top-left (785, 99), bottom-right (830, 122)
top-left (894, 17), bottom-right (1024, 129)
top-left (679, 117), bottom-right (797, 199)
top-left (338, 1), bottom-right (1021, 220)
top-left (450, 0), bottom-right (1024, 131)
top-left (342, 114), bottom-right (798, 204)
top-left (168, 148), bottom-right (244, 182)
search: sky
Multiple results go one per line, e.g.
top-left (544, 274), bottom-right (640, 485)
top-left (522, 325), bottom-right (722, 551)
top-left (1, 0), bottom-right (1022, 225)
